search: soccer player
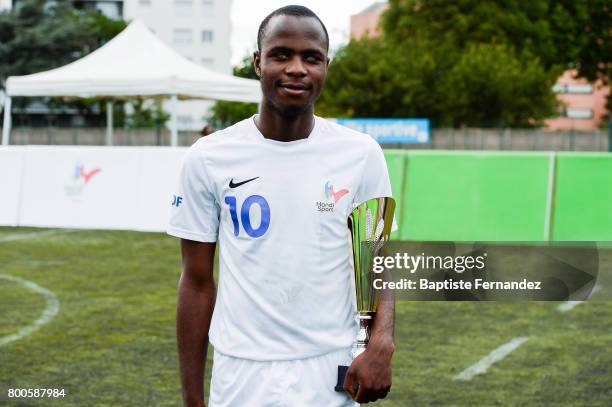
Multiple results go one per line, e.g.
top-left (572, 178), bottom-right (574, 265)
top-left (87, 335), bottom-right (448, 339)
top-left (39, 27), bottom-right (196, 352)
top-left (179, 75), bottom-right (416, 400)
top-left (168, 5), bottom-right (395, 406)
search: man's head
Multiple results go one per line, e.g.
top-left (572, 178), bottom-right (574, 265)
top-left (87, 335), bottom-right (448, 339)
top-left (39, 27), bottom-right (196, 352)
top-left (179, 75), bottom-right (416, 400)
top-left (254, 5), bottom-right (330, 118)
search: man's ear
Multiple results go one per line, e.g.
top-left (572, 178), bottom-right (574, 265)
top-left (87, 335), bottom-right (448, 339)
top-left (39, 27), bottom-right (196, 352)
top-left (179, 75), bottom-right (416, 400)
top-left (326, 56), bottom-right (331, 67)
top-left (253, 51), bottom-right (261, 78)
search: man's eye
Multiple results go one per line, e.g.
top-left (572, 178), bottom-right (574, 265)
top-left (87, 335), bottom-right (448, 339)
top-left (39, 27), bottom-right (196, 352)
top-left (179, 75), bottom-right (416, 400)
top-left (306, 56), bottom-right (321, 64)
top-left (275, 54), bottom-right (289, 61)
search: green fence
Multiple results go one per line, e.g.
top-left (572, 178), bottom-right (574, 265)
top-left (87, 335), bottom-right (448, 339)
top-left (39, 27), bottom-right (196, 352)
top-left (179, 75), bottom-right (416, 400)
top-left (383, 150), bottom-right (612, 241)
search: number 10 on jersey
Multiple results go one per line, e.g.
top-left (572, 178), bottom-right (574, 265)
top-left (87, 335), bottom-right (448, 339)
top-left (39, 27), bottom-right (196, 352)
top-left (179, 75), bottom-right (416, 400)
top-left (224, 195), bottom-right (271, 238)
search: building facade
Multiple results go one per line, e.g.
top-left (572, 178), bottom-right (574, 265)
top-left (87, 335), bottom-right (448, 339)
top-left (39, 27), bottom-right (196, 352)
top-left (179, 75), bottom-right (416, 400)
top-left (123, 0), bottom-right (233, 131)
top-left (350, 2), bottom-right (387, 39)
top-left (0, 0), bottom-right (11, 11)
top-left (351, 1), bottom-right (609, 130)
top-left (545, 70), bottom-right (609, 131)
top-left (122, 0), bottom-right (231, 76)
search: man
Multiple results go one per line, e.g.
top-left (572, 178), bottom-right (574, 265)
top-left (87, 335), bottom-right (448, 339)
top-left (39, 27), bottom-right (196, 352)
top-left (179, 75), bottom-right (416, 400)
top-left (168, 5), bottom-right (395, 406)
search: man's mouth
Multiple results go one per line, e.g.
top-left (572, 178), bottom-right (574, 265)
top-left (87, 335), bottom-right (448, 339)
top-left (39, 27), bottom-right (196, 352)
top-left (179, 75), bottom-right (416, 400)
top-left (279, 82), bottom-right (311, 95)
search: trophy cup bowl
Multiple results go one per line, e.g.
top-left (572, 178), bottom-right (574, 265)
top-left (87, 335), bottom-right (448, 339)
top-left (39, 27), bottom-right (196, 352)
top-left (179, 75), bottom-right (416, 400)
top-left (335, 196), bottom-right (396, 392)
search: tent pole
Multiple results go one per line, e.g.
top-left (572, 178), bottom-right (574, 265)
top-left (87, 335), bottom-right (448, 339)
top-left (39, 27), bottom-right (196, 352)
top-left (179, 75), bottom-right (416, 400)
top-left (170, 94), bottom-right (178, 147)
top-left (106, 100), bottom-right (114, 146)
top-left (2, 95), bottom-right (12, 146)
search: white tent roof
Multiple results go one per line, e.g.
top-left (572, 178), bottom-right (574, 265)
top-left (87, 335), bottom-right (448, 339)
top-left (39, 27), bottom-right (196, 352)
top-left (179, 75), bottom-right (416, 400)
top-left (6, 19), bottom-right (261, 103)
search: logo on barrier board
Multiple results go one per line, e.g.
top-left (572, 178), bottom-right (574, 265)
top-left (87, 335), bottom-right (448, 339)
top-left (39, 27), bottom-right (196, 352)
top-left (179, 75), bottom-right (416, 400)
top-left (65, 163), bottom-right (102, 199)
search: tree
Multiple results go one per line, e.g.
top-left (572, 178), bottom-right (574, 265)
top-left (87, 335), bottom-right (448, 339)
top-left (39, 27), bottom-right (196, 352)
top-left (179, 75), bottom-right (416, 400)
top-left (381, 0), bottom-right (610, 116)
top-left (125, 99), bottom-right (169, 128)
top-left (207, 56), bottom-right (259, 129)
top-left (0, 0), bottom-right (127, 125)
top-left (319, 0), bottom-right (608, 127)
top-left (437, 43), bottom-right (557, 127)
top-left (571, 0), bottom-right (610, 111)
top-left (319, 35), bottom-right (460, 123)
top-left (318, 38), bottom-right (556, 127)
top-left (0, 0), bottom-right (126, 88)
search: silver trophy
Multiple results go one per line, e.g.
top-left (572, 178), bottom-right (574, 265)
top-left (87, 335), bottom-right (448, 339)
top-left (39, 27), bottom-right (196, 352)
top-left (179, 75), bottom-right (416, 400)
top-left (335, 197), bottom-right (396, 392)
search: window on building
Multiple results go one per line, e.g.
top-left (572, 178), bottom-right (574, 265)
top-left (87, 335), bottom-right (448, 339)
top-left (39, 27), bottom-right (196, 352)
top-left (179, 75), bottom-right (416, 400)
top-left (201, 58), bottom-right (214, 68)
top-left (553, 83), bottom-right (593, 94)
top-left (201, 0), bottom-right (214, 16)
top-left (174, 0), bottom-right (193, 16)
top-left (564, 108), bottom-right (593, 119)
top-left (173, 29), bottom-right (193, 44)
top-left (201, 30), bottom-right (214, 43)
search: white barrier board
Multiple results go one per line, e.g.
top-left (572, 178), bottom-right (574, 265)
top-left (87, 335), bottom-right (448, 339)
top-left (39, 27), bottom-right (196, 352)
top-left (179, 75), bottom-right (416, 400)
top-left (0, 147), bottom-right (26, 226)
top-left (135, 147), bottom-right (186, 231)
top-left (10, 146), bottom-right (188, 231)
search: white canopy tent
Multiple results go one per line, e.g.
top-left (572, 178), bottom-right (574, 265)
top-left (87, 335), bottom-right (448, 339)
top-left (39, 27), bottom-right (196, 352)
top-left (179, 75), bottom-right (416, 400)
top-left (2, 19), bottom-right (261, 146)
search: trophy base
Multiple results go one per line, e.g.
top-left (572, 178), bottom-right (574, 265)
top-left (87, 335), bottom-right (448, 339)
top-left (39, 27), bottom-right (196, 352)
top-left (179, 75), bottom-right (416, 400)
top-left (335, 365), bottom-right (359, 393)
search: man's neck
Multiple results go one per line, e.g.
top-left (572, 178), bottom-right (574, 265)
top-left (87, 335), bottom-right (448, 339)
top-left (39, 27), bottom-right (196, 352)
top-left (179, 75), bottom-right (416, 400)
top-left (254, 105), bottom-right (316, 142)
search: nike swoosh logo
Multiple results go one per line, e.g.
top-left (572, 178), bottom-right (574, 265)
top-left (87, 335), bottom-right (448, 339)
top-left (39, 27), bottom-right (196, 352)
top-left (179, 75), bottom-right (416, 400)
top-left (229, 177), bottom-right (259, 188)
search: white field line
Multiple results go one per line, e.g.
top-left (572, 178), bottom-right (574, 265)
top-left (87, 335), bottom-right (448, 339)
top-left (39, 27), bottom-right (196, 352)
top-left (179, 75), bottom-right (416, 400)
top-left (543, 151), bottom-right (556, 240)
top-left (0, 229), bottom-right (76, 243)
top-left (0, 274), bottom-right (60, 347)
top-left (557, 285), bottom-right (601, 313)
top-left (454, 337), bottom-right (528, 381)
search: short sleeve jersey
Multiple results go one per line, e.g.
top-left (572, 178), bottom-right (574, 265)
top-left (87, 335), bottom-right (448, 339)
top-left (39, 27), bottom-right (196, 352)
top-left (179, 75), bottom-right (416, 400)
top-left (168, 115), bottom-right (396, 361)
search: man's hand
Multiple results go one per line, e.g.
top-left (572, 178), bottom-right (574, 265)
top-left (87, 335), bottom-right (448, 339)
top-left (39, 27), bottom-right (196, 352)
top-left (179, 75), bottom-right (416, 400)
top-left (343, 337), bottom-right (394, 403)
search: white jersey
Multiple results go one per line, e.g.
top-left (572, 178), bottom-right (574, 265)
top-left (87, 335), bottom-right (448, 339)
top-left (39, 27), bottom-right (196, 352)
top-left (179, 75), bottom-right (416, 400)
top-left (168, 115), bottom-right (395, 361)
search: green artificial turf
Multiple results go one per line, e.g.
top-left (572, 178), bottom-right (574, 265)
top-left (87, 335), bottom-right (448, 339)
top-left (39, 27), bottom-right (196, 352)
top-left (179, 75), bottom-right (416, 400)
top-left (0, 228), bottom-right (610, 406)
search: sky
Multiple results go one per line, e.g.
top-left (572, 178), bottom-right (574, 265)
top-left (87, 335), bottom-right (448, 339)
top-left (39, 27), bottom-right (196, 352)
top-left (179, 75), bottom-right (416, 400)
top-left (229, 0), bottom-right (380, 65)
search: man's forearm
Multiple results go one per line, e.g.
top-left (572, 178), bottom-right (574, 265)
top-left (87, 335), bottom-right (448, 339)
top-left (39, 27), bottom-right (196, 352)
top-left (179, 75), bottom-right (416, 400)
top-left (177, 274), bottom-right (216, 407)
top-left (369, 265), bottom-right (395, 352)
top-left (369, 297), bottom-right (395, 353)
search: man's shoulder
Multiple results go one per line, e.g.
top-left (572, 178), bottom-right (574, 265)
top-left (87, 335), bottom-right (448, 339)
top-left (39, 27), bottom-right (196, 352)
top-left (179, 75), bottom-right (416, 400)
top-left (319, 117), bottom-right (378, 146)
top-left (191, 117), bottom-right (253, 152)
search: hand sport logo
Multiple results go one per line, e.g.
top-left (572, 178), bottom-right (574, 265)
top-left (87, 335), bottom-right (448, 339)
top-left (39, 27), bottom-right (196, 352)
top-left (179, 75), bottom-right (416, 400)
top-left (317, 181), bottom-right (349, 212)
top-left (324, 181), bottom-right (349, 203)
top-left (74, 164), bottom-right (102, 184)
top-left (65, 163), bottom-right (102, 199)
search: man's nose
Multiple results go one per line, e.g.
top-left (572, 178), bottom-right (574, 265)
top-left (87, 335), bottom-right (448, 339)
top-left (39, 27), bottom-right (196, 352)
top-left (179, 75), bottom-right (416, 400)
top-left (285, 56), bottom-right (307, 76)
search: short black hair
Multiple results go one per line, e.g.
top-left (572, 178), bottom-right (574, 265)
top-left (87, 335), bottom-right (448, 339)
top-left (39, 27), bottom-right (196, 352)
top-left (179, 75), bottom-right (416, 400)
top-left (257, 5), bottom-right (329, 52)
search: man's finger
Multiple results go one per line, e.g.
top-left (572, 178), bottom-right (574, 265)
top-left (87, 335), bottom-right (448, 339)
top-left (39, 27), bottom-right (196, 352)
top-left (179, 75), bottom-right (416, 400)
top-left (354, 378), bottom-right (369, 403)
top-left (357, 383), bottom-right (390, 403)
top-left (343, 369), bottom-right (357, 399)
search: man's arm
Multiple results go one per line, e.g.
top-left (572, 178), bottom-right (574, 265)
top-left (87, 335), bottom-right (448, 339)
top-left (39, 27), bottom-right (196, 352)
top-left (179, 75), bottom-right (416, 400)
top-left (344, 287), bottom-right (395, 403)
top-left (177, 239), bottom-right (216, 407)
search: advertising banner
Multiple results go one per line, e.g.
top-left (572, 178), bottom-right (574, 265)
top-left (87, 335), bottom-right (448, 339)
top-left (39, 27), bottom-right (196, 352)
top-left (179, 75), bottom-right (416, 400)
top-left (334, 118), bottom-right (430, 144)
